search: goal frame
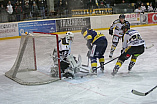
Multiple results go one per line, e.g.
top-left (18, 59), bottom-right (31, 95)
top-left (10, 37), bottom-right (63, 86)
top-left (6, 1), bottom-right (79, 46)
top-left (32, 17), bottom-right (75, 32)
top-left (33, 32), bottom-right (61, 79)
top-left (5, 32), bottom-right (61, 85)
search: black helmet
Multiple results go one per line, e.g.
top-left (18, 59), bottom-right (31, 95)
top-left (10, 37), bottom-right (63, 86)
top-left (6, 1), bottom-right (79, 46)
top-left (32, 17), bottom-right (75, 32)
top-left (119, 14), bottom-right (125, 19)
top-left (121, 25), bottom-right (130, 31)
top-left (81, 27), bottom-right (88, 34)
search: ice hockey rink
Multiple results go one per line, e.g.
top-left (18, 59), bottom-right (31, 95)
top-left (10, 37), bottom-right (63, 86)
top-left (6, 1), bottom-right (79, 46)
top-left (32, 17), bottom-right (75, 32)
top-left (0, 25), bottom-right (157, 104)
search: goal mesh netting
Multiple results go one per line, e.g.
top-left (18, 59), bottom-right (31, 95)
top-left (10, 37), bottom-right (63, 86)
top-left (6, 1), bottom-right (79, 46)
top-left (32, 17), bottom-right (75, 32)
top-left (5, 32), bottom-right (61, 85)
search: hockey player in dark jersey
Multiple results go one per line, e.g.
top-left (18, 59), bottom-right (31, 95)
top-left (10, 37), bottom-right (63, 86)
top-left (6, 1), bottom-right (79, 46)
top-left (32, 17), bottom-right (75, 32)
top-left (109, 14), bottom-right (130, 58)
top-left (81, 28), bottom-right (108, 73)
top-left (111, 25), bottom-right (145, 76)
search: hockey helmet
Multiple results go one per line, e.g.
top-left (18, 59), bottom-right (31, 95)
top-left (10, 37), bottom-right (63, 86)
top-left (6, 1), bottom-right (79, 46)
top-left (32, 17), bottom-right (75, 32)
top-left (66, 32), bottom-right (74, 40)
top-left (121, 25), bottom-right (130, 31)
top-left (119, 14), bottom-right (125, 19)
top-left (81, 27), bottom-right (88, 35)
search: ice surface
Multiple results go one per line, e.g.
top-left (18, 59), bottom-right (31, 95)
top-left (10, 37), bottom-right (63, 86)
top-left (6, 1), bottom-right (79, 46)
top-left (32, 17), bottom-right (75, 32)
top-left (0, 26), bottom-right (157, 104)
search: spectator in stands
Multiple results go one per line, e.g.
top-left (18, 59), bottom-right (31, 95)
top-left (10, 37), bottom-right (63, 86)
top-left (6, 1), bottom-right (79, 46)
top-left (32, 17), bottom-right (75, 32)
top-left (0, 4), bottom-right (6, 14)
top-left (57, 0), bottom-right (65, 17)
top-left (0, 4), bottom-right (7, 22)
top-left (148, 3), bottom-right (154, 12)
top-left (6, 1), bottom-right (13, 22)
top-left (98, 0), bottom-right (106, 8)
top-left (141, 3), bottom-right (146, 12)
top-left (15, 2), bottom-right (23, 21)
top-left (64, 0), bottom-right (69, 17)
top-left (38, 0), bottom-right (46, 18)
top-left (87, 0), bottom-right (97, 9)
top-left (136, 0), bottom-right (142, 8)
top-left (106, 0), bottom-right (110, 8)
top-left (32, 2), bottom-right (38, 19)
top-left (24, 2), bottom-right (30, 19)
top-left (122, 0), bottom-right (125, 4)
top-left (134, 6), bottom-right (142, 13)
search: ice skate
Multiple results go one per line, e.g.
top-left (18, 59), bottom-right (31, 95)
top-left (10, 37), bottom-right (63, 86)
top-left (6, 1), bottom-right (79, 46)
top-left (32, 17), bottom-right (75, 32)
top-left (90, 67), bottom-right (97, 75)
top-left (109, 52), bottom-right (113, 58)
top-left (111, 65), bottom-right (119, 76)
top-left (62, 72), bottom-right (74, 79)
top-left (100, 63), bottom-right (104, 73)
top-left (128, 61), bottom-right (135, 71)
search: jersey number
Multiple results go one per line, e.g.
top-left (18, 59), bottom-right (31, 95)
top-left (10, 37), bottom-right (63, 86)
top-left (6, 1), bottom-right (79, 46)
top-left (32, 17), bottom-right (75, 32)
top-left (129, 34), bottom-right (142, 41)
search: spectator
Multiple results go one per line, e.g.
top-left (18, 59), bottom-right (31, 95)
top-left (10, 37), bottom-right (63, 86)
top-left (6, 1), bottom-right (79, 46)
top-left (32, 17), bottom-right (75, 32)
top-left (0, 4), bottom-right (7, 22)
top-left (6, 1), bottom-right (13, 22)
top-left (141, 3), bottom-right (146, 12)
top-left (148, 3), bottom-right (154, 12)
top-left (87, 0), bottom-right (97, 9)
top-left (136, 0), bottom-right (142, 8)
top-left (38, 0), bottom-right (46, 18)
top-left (32, 2), bottom-right (39, 19)
top-left (57, 0), bottom-right (64, 17)
top-left (64, 0), bottom-right (69, 17)
top-left (15, 2), bottom-right (23, 21)
top-left (134, 6), bottom-right (142, 13)
top-left (98, 0), bottom-right (106, 8)
top-left (122, 0), bottom-right (125, 3)
top-left (0, 4), bottom-right (6, 14)
top-left (106, 0), bottom-right (111, 8)
top-left (24, 2), bottom-right (30, 19)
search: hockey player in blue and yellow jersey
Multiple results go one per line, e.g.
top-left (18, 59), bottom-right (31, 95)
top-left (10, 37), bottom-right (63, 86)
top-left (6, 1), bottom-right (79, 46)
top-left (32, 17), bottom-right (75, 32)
top-left (81, 28), bottom-right (108, 73)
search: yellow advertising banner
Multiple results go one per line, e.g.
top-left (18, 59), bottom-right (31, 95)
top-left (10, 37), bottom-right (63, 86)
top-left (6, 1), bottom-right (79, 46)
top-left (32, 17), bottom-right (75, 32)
top-left (72, 8), bottom-right (112, 16)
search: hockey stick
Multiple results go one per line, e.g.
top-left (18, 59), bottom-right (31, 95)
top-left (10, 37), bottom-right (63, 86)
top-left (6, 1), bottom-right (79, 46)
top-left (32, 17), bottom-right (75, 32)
top-left (145, 44), bottom-right (154, 49)
top-left (82, 51), bottom-right (90, 67)
top-left (132, 85), bottom-right (157, 96)
top-left (97, 56), bottom-right (119, 69)
top-left (82, 57), bottom-right (89, 67)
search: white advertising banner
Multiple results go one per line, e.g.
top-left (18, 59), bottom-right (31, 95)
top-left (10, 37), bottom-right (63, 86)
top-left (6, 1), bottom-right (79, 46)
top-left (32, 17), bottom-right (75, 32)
top-left (0, 23), bottom-right (19, 38)
top-left (125, 13), bottom-right (140, 25)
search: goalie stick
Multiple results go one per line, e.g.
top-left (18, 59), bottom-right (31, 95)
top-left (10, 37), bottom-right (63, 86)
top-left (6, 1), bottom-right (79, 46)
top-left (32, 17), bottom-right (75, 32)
top-left (132, 85), bottom-right (157, 96)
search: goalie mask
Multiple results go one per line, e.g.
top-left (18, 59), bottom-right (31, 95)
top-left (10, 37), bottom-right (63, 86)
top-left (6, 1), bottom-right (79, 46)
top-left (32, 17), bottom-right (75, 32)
top-left (66, 32), bottom-right (74, 41)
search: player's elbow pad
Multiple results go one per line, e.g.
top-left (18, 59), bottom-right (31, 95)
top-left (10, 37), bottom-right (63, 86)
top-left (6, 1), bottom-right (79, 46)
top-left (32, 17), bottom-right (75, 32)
top-left (109, 29), bottom-right (113, 35)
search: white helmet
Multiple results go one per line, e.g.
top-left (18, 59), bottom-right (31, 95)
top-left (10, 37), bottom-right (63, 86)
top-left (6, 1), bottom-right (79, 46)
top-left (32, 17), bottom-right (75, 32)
top-left (66, 32), bottom-right (74, 40)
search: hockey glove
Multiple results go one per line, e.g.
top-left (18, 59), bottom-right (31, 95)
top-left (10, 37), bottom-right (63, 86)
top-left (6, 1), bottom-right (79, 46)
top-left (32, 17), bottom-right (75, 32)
top-left (87, 50), bottom-right (91, 58)
top-left (109, 29), bottom-right (113, 36)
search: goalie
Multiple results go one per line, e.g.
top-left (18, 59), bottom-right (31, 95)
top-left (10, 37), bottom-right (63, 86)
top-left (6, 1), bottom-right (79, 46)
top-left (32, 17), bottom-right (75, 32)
top-left (52, 32), bottom-right (77, 78)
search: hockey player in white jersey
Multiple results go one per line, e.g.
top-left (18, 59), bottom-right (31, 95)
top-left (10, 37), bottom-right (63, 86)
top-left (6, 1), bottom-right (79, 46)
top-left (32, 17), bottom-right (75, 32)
top-left (52, 32), bottom-right (75, 78)
top-left (109, 14), bottom-right (130, 58)
top-left (111, 25), bottom-right (145, 76)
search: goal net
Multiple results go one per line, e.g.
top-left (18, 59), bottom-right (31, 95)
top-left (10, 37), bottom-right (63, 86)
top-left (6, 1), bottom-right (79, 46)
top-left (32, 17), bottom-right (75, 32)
top-left (5, 32), bottom-right (61, 85)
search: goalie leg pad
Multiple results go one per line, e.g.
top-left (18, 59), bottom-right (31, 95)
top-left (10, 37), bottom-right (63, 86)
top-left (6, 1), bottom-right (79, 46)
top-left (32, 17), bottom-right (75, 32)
top-left (66, 54), bottom-right (82, 73)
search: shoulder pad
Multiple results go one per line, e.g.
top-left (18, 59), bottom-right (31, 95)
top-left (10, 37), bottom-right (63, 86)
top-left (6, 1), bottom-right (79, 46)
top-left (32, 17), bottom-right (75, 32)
top-left (113, 19), bottom-right (120, 24)
top-left (124, 20), bottom-right (130, 24)
top-left (86, 35), bottom-right (92, 40)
